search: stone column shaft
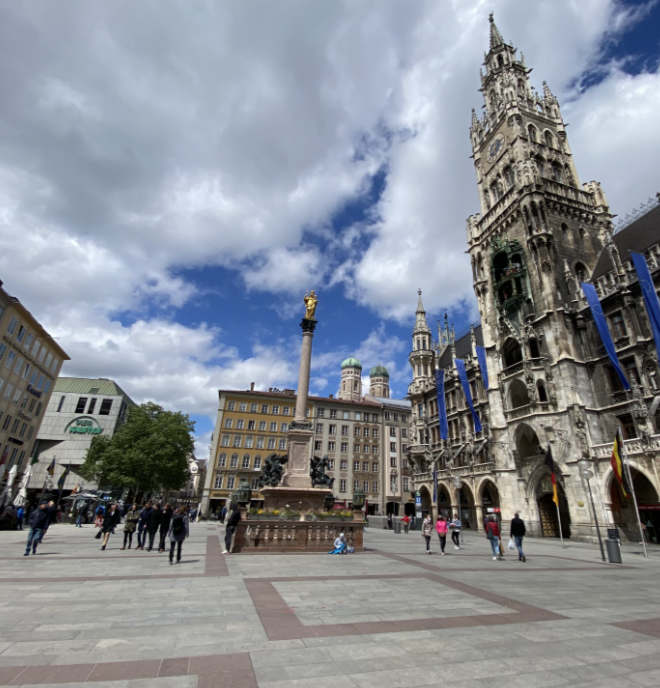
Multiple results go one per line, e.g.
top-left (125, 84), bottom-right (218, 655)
top-left (294, 328), bottom-right (314, 422)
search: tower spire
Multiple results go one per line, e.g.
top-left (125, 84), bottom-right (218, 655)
top-left (489, 13), bottom-right (505, 49)
top-left (415, 289), bottom-right (430, 333)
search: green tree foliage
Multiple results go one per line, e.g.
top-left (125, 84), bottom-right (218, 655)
top-left (80, 402), bottom-right (195, 493)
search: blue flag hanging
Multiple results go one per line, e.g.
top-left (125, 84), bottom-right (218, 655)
top-left (631, 252), bottom-right (660, 364)
top-left (581, 282), bottom-right (630, 390)
top-left (455, 358), bottom-right (482, 433)
top-left (475, 345), bottom-right (489, 390)
top-left (435, 368), bottom-right (449, 441)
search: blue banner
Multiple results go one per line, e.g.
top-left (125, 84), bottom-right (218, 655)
top-left (455, 358), bottom-right (482, 433)
top-left (435, 368), bottom-right (449, 440)
top-left (581, 282), bottom-right (630, 390)
top-left (631, 252), bottom-right (660, 364)
top-left (476, 345), bottom-right (489, 390)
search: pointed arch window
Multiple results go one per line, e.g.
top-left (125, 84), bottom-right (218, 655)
top-left (528, 124), bottom-right (538, 143)
top-left (537, 379), bottom-right (548, 402)
top-left (544, 130), bottom-right (554, 148)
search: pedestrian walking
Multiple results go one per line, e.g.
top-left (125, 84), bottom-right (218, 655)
top-left (167, 506), bottom-right (189, 564)
top-left (121, 503), bottom-right (140, 549)
top-left (100, 503), bottom-right (121, 550)
top-left (435, 514), bottom-right (448, 554)
top-left (449, 514), bottom-right (462, 549)
top-left (158, 504), bottom-right (173, 552)
top-left (38, 500), bottom-right (57, 543)
top-left (422, 513), bottom-right (433, 554)
top-left (16, 506), bottom-right (24, 530)
top-left (401, 514), bottom-right (410, 534)
top-left (486, 516), bottom-right (502, 560)
top-left (146, 503), bottom-right (162, 551)
top-left (219, 505), bottom-right (227, 524)
top-left (136, 501), bottom-right (152, 549)
top-left (24, 502), bottom-right (49, 556)
top-left (223, 504), bottom-right (241, 553)
top-left (510, 512), bottom-right (527, 562)
top-left (75, 506), bottom-right (85, 527)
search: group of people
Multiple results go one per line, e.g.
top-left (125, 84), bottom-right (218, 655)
top-left (93, 501), bottom-right (191, 564)
top-left (421, 512), bottom-right (527, 562)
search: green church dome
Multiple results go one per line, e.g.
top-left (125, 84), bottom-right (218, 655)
top-left (369, 365), bottom-right (389, 378)
top-left (341, 357), bottom-right (362, 369)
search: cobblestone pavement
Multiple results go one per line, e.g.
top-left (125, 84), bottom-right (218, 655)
top-left (1, 522), bottom-right (660, 687)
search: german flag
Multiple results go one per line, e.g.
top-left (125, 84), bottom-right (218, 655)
top-left (545, 445), bottom-right (559, 506)
top-left (610, 428), bottom-right (630, 499)
top-left (46, 458), bottom-right (56, 476)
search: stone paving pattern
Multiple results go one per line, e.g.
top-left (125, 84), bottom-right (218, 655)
top-left (0, 523), bottom-right (660, 686)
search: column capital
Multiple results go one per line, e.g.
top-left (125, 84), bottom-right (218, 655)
top-left (300, 318), bottom-right (317, 333)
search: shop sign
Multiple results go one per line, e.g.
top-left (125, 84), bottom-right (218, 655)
top-left (69, 417), bottom-right (103, 435)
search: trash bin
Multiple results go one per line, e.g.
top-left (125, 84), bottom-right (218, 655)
top-left (394, 520), bottom-right (401, 534)
top-left (605, 535), bottom-right (622, 564)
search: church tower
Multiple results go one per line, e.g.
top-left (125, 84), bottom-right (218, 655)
top-left (369, 365), bottom-right (390, 398)
top-left (338, 357), bottom-right (362, 401)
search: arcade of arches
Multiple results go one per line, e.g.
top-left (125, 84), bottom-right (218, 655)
top-left (609, 467), bottom-right (660, 543)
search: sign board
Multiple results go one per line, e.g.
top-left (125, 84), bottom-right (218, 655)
top-left (67, 417), bottom-right (103, 435)
top-left (415, 496), bottom-right (422, 506)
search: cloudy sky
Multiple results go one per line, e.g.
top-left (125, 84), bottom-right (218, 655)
top-left (1, 0), bottom-right (659, 458)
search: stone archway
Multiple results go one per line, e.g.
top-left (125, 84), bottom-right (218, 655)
top-left (608, 466), bottom-right (660, 542)
top-left (419, 485), bottom-right (433, 518)
top-left (437, 483), bottom-right (452, 518)
top-left (535, 474), bottom-right (571, 538)
top-left (479, 479), bottom-right (501, 528)
top-left (514, 423), bottom-right (542, 462)
top-left (456, 482), bottom-right (476, 530)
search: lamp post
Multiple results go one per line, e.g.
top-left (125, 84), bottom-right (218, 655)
top-left (580, 460), bottom-right (606, 562)
top-left (453, 476), bottom-right (463, 545)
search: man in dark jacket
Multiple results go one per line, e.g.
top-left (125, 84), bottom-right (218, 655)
top-left (223, 504), bottom-right (241, 553)
top-left (146, 503), bottom-right (162, 551)
top-left (158, 504), bottom-right (173, 552)
top-left (25, 502), bottom-right (49, 556)
top-left (136, 501), bottom-right (152, 550)
top-left (510, 512), bottom-right (527, 562)
top-left (100, 503), bottom-right (121, 551)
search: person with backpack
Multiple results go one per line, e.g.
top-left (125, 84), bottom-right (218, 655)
top-left (167, 506), bottom-right (189, 564)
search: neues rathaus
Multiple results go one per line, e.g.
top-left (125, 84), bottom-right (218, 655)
top-left (408, 16), bottom-right (660, 541)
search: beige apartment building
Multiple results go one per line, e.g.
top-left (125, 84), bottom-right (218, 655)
top-left (0, 280), bottom-right (69, 481)
top-left (200, 360), bottom-right (411, 517)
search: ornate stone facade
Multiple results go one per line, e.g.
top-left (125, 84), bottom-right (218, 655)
top-left (408, 16), bottom-right (660, 542)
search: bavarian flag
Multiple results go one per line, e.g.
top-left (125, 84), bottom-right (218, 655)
top-left (545, 445), bottom-right (559, 506)
top-left (46, 458), bottom-right (56, 476)
top-left (610, 428), bottom-right (630, 499)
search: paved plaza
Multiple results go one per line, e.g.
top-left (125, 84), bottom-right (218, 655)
top-left (1, 523), bottom-right (660, 687)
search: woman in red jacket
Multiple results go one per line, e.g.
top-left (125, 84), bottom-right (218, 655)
top-left (486, 516), bottom-right (502, 560)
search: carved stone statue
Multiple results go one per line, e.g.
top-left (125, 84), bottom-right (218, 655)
top-left (303, 290), bottom-right (318, 320)
top-left (257, 453), bottom-right (288, 488)
top-left (310, 455), bottom-right (334, 488)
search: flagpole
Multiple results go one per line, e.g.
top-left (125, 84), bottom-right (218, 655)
top-left (619, 427), bottom-right (648, 559)
top-left (554, 498), bottom-right (565, 547)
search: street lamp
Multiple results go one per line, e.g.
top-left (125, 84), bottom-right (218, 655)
top-left (579, 460), bottom-right (606, 562)
top-left (453, 476), bottom-right (463, 544)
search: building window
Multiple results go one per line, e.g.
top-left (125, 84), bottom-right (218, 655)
top-left (236, 419), bottom-right (245, 429)
top-left (390, 456), bottom-right (397, 467)
top-left (259, 421), bottom-right (266, 431)
top-left (329, 409), bottom-right (337, 418)
top-left (354, 427), bottom-right (360, 437)
top-left (233, 435), bottom-right (242, 447)
top-left (340, 459), bottom-right (347, 470)
top-left (618, 414), bottom-right (636, 440)
top-left (339, 479), bottom-right (346, 493)
top-left (267, 438), bottom-right (276, 449)
top-left (214, 475), bottom-right (223, 489)
top-left (247, 420), bottom-right (255, 430)
top-left (353, 460), bottom-right (360, 471)
top-left (340, 442), bottom-right (348, 453)
top-left (245, 436), bottom-right (253, 448)
top-left (373, 445), bottom-right (378, 455)
top-left (372, 480), bottom-right (378, 493)
top-left (261, 404), bottom-right (268, 413)
top-left (226, 401), bottom-right (235, 411)
top-left (317, 408), bottom-right (325, 417)
top-left (403, 477), bottom-right (409, 491)
top-left (362, 461), bottom-right (369, 472)
top-left (280, 422), bottom-right (288, 432)
top-left (622, 358), bottom-right (641, 386)
top-left (99, 399), bottom-right (112, 415)
top-left (254, 456), bottom-right (261, 469)
top-left (251, 478), bottom-right (259, 489)
top-left (75, 397), bottom-right (87, 414)
top-left (250, 403), bottom-right (258, 412)
top-left (372, 428), bottom-right (378, 438)
top-left (221, 435), bottom-right (230, 447)
top-left (272, 405), bottom-right (279, 415)
top-left (314, 440), bottom-right (322, 451)
top-left (401, 428), bottom-right (407, 438)
top-left (56, 396), bottom-right (65, 412)
top-left (353, 479), bottom-right (359, 491)
top-left (256, 437), bottom-right (264, 449)
top-left (230, 454), bottom-right (238, 468)
top-left (316, 423), bottom-right (323, 433)
top-left (242, 455), bottom-right (250, 469)
top-left (610, 312), bottom-right (627, 340)
top-left (267, 421), bottom-right (275, 431)
top-left (390, 442), bottom-right (397, 452)
top-left (341, 425), bottom-right (348, 436)
top-left (389, 426), bottom-right (396, 437)
top-left (278, 438), bottom-right (286, 450)
top-left (329, 424), bottom-right (336, 435)
top-left (239, 402), bottom-right (247, 412)
top-left (328, 459), bottom-right (334, 469)
top-left (283, 406), bottom-right (290, 416)
top-left (217, 453), bottom-right (226, 467)
top-left (328, 441), bottom-right (336, 452)
top-left (355, 412), bottom-right (361, 421)
top-left (226, 476), bottom-right (235, 490)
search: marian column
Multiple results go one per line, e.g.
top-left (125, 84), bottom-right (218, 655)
top-left (283, 290), bottom-right (318, 489)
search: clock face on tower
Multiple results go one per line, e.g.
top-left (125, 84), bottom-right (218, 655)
top-left (488, 136), bottom-right (504, 162)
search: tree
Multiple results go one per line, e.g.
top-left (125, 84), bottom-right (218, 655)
top-left (80, 402), bottom-right (195, 495)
